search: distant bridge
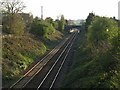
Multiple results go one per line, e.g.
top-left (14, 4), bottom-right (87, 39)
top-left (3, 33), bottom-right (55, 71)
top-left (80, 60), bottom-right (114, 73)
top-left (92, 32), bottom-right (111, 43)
top-left (65, 25), bottom-right (81, 30)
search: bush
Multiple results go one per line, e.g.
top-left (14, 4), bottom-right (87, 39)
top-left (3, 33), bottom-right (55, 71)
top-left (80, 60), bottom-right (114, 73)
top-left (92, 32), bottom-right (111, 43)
top-left (31, 19), bottom-right (55, 38)
top-left (87, 16), bottom-right (118, 53)
top-left (2, 13), bottom-right (25, 35)
top-left (63, 16), bottom-right (120, 88)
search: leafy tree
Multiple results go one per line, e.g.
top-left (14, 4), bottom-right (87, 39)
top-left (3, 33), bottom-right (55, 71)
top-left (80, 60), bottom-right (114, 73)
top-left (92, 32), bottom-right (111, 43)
top-left (45, 17), bottom-right (53, 24)
top-left (85, 13), bottom-right (95, 31)
top-left (31, 17), bottom-right (55, 38)
top-left (87, 16), bottom-right (118, 53)
top-left (58, 15), bottom-right (65, 32)
top-left (2, 13), bottom-right (25, 35)
top-left (52, 21), bottom-right (58, 30)
top-left (45, 17), bottom-right (58, 30)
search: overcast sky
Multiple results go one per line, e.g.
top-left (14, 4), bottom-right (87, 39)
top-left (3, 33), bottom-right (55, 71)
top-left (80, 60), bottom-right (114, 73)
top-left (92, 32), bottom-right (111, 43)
top-left (22, 0), bottom-right (119, 20)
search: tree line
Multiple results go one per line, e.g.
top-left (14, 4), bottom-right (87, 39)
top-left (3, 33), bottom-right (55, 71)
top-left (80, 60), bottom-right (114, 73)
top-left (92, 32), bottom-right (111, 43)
top-left (84, 13), bottom-right (119, 88)
top-left (63, 13), bottom-right (119, 88)
top-left (1, 0), bottom-right (66, 38)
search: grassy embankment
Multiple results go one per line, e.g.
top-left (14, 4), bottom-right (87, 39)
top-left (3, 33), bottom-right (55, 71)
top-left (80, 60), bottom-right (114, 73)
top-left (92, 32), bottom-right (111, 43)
top-left (2, 30), bottom-right (64, 87)
top-left (62, 18), bottom-right (120, 88)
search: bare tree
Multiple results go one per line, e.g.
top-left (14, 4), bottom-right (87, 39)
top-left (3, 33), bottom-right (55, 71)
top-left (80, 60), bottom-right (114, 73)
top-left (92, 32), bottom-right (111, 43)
top-left (1, 0), bottom-right (25, 14)
top-left (1, 0), bottom-right (26, 35)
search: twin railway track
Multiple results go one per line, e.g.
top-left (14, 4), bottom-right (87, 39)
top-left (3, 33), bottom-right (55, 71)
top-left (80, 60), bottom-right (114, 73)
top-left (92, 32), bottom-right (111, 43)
top-left (8, 32), bottom-right (78, 89)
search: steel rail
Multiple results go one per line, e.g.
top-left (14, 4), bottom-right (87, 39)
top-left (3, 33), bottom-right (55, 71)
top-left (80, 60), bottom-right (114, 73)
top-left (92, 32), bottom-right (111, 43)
top-left (22, 34), bottom-right (74, 88)
top-left (49, 33), bottom-right (77, 89)
top-left (36, 33), bottom-right (76, 89)
top-left (8, 36), bottom-right (70, 90)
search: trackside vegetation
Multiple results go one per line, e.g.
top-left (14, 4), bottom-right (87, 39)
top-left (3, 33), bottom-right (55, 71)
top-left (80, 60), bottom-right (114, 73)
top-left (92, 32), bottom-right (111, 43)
top-left (2, 0), bottom-right (66, 87)
top-left (2, 0), bottom-right (119, 88)
top-left (62, 14), bottom-right (120, 88)
top-left (2, 31), bottom-right (63, 87)
top-left (2, 17), bottom-right (64, 87)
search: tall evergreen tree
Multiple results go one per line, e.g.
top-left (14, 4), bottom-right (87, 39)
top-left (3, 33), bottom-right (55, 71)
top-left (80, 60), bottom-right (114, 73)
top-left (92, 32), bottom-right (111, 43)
top-left (58, 15), bottom-right (65, 32)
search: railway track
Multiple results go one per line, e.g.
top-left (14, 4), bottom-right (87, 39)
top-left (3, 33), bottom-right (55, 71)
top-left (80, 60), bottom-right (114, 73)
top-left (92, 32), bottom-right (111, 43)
top-left (37, 32), bottom-right (77, 90)
top-left (8, 31), bottom-right (78, 89)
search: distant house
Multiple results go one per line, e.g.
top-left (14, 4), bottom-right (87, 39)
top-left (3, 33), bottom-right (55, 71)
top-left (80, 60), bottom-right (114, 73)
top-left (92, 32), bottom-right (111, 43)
top-left (19, 13), bottom-right (33, 28)
top-left (67, 20), bottom-right (75, 25)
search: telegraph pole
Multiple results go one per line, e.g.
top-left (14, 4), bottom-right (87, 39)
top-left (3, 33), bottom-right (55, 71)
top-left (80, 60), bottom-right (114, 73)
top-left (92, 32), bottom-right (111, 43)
top-left (41, 6), bottom-right (43, 19)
